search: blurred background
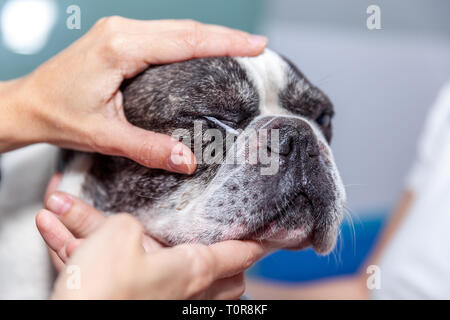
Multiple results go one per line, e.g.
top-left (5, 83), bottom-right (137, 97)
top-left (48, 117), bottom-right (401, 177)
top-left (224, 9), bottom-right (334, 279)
top-left (1, 0), bottom-right (449, 296)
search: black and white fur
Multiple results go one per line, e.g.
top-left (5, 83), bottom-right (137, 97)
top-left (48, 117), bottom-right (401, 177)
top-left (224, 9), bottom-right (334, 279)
top-left (58, 49), bottom-right (346, 254)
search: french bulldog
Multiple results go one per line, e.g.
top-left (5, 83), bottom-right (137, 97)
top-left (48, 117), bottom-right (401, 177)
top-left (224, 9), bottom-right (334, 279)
top-left (58, 49), bottom-right (346, 254)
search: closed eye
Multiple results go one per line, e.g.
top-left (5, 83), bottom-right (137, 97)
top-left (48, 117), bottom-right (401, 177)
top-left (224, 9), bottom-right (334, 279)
top-left (204, 116), bottom-right (240, 136)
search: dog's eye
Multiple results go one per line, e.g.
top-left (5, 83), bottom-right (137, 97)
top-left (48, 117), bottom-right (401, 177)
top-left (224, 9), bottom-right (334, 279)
top-left (316, 113), bottom-right (331, 127)
top-left (204, 116), bottom-right (240, 136)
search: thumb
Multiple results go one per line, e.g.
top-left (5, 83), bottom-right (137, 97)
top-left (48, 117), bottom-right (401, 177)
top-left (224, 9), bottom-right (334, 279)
top-left (102, 122), bottom-right (197, 174)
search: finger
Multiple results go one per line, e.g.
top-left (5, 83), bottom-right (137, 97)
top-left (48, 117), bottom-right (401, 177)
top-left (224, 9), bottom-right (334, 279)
top-left (45, 191), bottom-right (106, 238)
top-left (143, 241), bottom-right (266, 298)
top-left (44, 173), bottom-right (62, 204)
top-left (90, 213), bottom-right (145, 255)
top-left (96, 18), bottom-right (266, 64)
top-left (96, 17), bottom-right (252, 37)
top-left (101, 30), bottom-right (267, 79)
top-left (36, 209), bottom-right (75, 263)
top-left (139, 29), bottom-right (266, 63)
top-left (65, 238), bottom-right (83, 258)
top-left (142, 234), bottom-right (165, 252)
top-left (207, 240), bottom-right (268, 279)
top-left (201, 273), bottom-right (246, 300)
top-left (101, 122), bottom-right (197, 174)
top-left (48, 248), bottom-right (66, 273)
top-left (48, 240), bottom-right (83, 271)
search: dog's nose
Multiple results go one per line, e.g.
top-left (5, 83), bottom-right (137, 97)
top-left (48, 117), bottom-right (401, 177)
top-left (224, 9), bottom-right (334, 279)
top-left (269, 122), bottom-right (319, 158)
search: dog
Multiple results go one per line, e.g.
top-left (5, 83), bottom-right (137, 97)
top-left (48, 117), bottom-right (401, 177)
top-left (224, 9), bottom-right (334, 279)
top-left (58, 49), bottom-right (346, 254)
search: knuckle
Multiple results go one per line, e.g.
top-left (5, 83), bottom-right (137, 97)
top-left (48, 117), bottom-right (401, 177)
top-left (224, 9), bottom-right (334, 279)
top-left (104, 34), bottom-right (127, 56)
top-left (194, 245), bottom-right (216, 272)
top-left (88, 124), bottom-right (122, 156)
top-left (95, 16), bottom-right (122, 32)
top-left (136, 139), bottom-right (154, 166)
top-left (70, 205), bottom-right (90, 230)
top-left (181, 19), bottom-right (202, 31)
top-left (178, 21), bottom-right (203, 55)
top-left (184, 245), bottom-right (215, 294)
top-left (94, 33), bottom-right (127, 66)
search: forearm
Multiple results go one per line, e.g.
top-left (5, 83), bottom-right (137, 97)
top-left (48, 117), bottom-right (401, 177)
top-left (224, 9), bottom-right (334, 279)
top-left (246, 276), bottom-right (368, 300)
top-left (0, 78), bottom-right (43, 153)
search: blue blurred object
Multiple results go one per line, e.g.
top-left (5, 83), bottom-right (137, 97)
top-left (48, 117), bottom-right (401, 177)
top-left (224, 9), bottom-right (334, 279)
top-left (249, 209), bottom-right (388, 282)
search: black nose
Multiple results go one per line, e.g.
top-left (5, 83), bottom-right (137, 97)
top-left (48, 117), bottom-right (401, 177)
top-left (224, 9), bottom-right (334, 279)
top-left (269, 122), bottom-right (319, 158)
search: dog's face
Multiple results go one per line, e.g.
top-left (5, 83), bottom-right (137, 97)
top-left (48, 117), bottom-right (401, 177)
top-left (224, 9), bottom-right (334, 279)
top-left (63, 49), bottom-right (345, 254)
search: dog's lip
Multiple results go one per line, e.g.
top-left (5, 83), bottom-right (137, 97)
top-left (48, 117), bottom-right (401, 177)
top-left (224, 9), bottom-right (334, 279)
top-left (245, 192), bottom-right (338, 253)
top-left (251, 224), bottom-right (312, 251)
top-left (253, 191), bottom-right (311, 233)
top-left (281, 237), bottom-right (312, 250)
top-left (245, 192), bottom-right (313, 242)
top-left (226, 191), bottom-right (338, 253)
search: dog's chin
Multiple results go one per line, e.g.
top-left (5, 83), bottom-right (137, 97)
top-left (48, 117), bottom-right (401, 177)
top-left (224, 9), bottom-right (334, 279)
top-left (228, 194), bottom-right (339, 255)
top-left (253, 225), bottom-right (312, 251)
top-left (248, 222), bottom-right (338, 255)
top-left (249, 226), bottom-right (338, 255)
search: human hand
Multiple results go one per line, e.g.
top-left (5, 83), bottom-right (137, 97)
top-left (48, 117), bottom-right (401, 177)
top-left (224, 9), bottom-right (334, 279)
top-left (3, 17), bottom-right (267, 173)
top-left (39, 173), bottom-right (163, 268)
top-left (36, 187), bottom-right (268, 299)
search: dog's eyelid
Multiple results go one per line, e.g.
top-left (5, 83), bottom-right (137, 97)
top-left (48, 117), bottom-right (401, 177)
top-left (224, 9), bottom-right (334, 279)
top-left (204, 116), bottom-right (240, 136)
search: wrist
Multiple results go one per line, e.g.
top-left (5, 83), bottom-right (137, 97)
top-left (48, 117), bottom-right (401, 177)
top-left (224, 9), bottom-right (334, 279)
top-left (0, 77), bottom-right (48, 153)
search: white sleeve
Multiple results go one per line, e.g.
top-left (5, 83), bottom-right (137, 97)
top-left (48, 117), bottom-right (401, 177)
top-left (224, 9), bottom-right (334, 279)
top-left (372, 82), bottom-right (450, 299)
top-left (406, 82), bottom-right (450, 192)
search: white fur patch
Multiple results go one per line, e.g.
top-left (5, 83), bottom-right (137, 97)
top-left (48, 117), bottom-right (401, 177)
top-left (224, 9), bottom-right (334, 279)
top-left (237, 49), bottom-right (290, 117)
top-left (58, 154), bottom-right (92, 199)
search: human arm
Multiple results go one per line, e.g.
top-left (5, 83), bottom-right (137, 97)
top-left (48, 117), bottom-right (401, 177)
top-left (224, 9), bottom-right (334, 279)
top-left (0, 17), bottom-right (267, 173)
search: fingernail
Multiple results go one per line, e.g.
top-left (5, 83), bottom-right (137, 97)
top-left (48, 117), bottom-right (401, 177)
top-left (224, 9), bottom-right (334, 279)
top-left (47, 193), bottom-right (72, 216)
top-left (248, 35), bottom-right (268, 48)
top-left (168, 143), bottom-right (197, 174)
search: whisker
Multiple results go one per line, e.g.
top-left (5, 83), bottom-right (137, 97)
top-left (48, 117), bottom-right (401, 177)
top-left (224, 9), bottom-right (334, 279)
top-left (343, 206), bottom-right (359, 256)
top-left (313, 73), bottom-right (334, 86)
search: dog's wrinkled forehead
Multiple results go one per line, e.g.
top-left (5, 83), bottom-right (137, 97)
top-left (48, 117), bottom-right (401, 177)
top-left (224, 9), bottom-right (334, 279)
top-left (121, 49), bottom-right (334, 142)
